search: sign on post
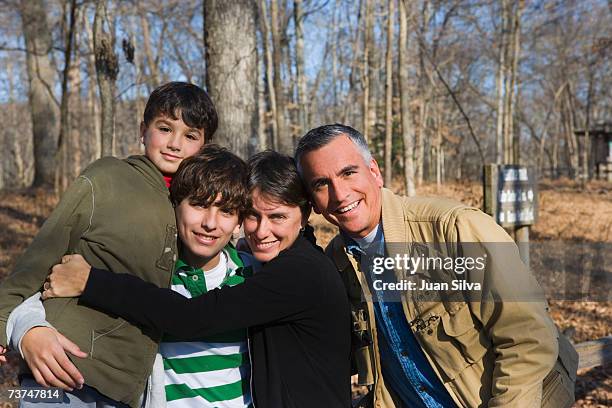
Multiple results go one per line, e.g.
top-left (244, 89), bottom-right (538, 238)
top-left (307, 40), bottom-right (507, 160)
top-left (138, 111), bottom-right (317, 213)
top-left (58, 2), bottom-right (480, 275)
top-left (483, 165), bottom-right (538, 228)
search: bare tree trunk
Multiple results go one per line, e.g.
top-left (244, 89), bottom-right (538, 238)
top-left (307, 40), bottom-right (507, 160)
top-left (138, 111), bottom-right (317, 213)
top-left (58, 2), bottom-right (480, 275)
top-left (282, 10), bottom-right (297, 144)
top-left (0, 62), bottom-right (8, 188)
top-left (416, 100), bottom-right (428, 184)
top-left (563, 87), bottom-right (579, 178)
top-left (537, 125), bottom-right (547, 174)
top-left (502, 1), bottom-right (513, 163)
top-left (93, 0), bottom-right (118, 157)
top-left (84, 10), bottom-right (101, 161)
top-left (343, 2), bottom-right (364, 125)
top-left (257, 0), bottom-right (278, 149)
top-left (495, 0), bottom-right (507, 165)
top-left (455, 147), bottom-right (462, 180)
top-left (56, 0), bottom-right (78, 193)
top-left (415, 0), bottom-right (429, 185)
top-left (441, 146), bottom-right (445, 184)
top-left (257, 45), bottom-right (267, 151)
top-left (512, 86), bottom-right (521, 165)
top-left (582, 69), bottom-right (594, 183)
top-left (362, 0), bottom-right (374, 141)
top-left (294, 0), bottom-right (307, 133)
top-left (435, 143), bottom-right (441, 188)
top-left (384, 0), bottom-right (394, 186)
top-left (361, 0), bottom-right (373, 141)
top-left (552, 121), bottom-right (559, 178)
top-left (505, 0), bottom-right (522, 164)
top-left (69, 6), bottom-right (82, 177)
top-left (5, 60), bottom-right (27, 187)
top-left (307, 39), bottom-right (329, 124)
top-left (137, 0), bottom-right (159, 91)
top-left (204, 0), bottom-right (258, 158)
top-left (270, 0), bottom-right (291, 154)
top-left (434, 107), bottom-right (442, 187)
top-left (399, 0), bottom-right (415, 196)
top-left (20, 0), bottom-right (60, 188)
top-left (331, 0), bottom-right (339, 109)
top-left (367, 0), bottom-right (378, 141)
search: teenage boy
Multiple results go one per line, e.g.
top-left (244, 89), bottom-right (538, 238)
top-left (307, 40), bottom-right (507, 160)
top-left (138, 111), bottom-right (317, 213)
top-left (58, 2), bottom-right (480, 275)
top-left (0, 82), bottom-right (218, 407)
top-left (146, 146), bottom-right (255, 407)
top-left (6, 145), bottom-right (255, 407)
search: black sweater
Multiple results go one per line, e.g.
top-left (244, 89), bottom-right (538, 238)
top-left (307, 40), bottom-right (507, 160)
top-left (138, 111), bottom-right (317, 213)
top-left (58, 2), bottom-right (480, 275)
top-left (81, 237), bottom-right (351, 408)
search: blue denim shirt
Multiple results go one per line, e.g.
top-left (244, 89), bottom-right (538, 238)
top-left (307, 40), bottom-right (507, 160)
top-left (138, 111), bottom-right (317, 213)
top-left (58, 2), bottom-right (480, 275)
top-left (344, 229), bottom-right (456, 408)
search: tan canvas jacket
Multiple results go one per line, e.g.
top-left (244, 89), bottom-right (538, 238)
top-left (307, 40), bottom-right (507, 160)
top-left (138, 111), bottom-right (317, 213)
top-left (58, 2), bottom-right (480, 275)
top-left (327, 188), bottom-right (576, 408)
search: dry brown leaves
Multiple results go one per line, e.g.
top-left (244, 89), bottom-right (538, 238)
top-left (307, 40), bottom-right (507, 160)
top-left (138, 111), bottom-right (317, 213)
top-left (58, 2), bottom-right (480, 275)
top-left (0, 181), bottom-right (610, 406)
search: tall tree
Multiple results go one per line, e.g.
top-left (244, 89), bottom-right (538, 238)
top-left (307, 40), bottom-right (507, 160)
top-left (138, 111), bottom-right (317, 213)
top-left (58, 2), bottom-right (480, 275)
top-left (399, 0), bottom-right (415, 196)
top-left (94, 0), bottom-right (119, 157)
top-left (137, 0), bottom-right (160, 91)
top-left (20, 0), bottom-right (60, 187)
top-left (204, 0), bottom-right (258, 158)
top-left (415, 0), bottom-right (430, 184)
top-left (495, 0), bottom-right (508, 164)
top-left (258, 0), bottom-right (278, 149)
top-left (362, 0), bottom-right (374, 141)
top-left (505, 0), bottom-right (522, 164)
top-left (294, 0), bottom-right (307, 134)
top-left (270, 0), bottom-right (291, 154)
top-left (4, 60), bottom-right (28, 187)
top-left (56, 0), bottom-right (78, 192)
top-left (83, 9), bottom-right (101, 161)
top-left (383, 0), bottom-right (394, 186)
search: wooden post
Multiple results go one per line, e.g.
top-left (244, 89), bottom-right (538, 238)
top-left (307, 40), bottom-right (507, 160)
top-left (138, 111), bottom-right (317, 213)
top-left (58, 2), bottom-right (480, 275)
top-left (483, 164), bottom-right (499, 217)
top-left (516, 225), bottom-right (530, 268)
top-left (483, 164), bottom-right (536, 268)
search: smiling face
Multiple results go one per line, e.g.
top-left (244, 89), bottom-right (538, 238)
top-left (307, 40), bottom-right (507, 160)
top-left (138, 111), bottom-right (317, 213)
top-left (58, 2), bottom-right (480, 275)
top-left (175, 196), bottom-right (240, 270)
top-left (299, 135), bottom-right (383, 238)
top-left (140, 113), bottom-right (205, 176)
top-left (243, 189), bottom-right (306, 263)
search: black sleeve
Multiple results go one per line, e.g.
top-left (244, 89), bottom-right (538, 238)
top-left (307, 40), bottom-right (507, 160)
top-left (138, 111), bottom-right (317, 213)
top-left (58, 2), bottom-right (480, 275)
top-left (80, 253), bottom-right (318, 339)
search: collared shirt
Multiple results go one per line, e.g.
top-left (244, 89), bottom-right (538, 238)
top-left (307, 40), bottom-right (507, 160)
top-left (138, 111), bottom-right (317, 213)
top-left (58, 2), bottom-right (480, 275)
top-left (344, 228), bottom-right (456, 408)
top-left (162, 247), bottom-right (253, 407)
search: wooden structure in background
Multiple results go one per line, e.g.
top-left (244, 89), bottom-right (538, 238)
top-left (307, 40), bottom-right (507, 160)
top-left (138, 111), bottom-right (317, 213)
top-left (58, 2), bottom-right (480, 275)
top-left (575, 121), bottom-right (612, 181)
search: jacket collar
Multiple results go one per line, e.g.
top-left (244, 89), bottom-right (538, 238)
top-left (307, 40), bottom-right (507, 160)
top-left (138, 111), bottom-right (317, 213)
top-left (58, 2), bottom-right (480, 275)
top-left (380, 187), bottom-right (408, 244)
top-left (125, 155), bottom-right (169, 194)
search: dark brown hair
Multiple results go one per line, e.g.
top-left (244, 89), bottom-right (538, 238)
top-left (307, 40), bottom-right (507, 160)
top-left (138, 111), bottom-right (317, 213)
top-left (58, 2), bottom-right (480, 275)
top-left (143, 82), bottom-right (218, 142)
top-left (170, 145), bottom-right (249, 216)
top-left (247, 150), bottom-right (311, 217)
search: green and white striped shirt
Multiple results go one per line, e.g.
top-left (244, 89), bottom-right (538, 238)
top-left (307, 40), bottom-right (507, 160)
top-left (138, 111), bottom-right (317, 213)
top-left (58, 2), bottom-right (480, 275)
top-left (161, 245), bottom-right (254, 407)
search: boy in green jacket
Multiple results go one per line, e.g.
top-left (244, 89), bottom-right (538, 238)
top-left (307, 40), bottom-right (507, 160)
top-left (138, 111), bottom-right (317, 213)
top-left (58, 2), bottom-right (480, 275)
top-left (6, 145), bottom-right (257, 407)
top-left (0, 81), bottom-right (217, 407)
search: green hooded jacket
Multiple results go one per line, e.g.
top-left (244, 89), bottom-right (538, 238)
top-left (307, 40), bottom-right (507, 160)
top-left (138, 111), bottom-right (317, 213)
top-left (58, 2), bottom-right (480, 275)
top-left (0, 155), bottom-right (178, 407)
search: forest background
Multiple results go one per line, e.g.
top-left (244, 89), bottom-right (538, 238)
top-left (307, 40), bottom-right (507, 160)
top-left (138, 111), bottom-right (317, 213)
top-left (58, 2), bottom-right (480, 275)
top-left (0, 0), bottom-right (610, 406)
top-left (0, 0), bottom-right (610, 190)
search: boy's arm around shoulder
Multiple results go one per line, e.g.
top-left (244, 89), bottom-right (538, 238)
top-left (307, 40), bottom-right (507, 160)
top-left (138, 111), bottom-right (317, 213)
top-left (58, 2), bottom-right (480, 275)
top-left (452, 208), bottom-right (558, 407)
top-left (0, 174), bottom-right (95, 346)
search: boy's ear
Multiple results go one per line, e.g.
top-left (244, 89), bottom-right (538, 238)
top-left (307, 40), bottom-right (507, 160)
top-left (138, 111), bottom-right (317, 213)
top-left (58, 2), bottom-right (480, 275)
top-left (139, 121), bottom-right (147, 145)
top-left (233, 222), bottom-right (241, 236)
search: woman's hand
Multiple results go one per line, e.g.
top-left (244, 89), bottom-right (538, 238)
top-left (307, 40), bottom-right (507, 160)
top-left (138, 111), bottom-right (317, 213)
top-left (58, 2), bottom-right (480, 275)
top-left (42, 254), bottom-right (91, 299)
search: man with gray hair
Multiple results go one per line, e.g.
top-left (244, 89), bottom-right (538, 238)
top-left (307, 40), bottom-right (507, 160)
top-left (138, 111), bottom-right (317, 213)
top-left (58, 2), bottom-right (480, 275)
top-left (294, 124), bottom-right (577, 408)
